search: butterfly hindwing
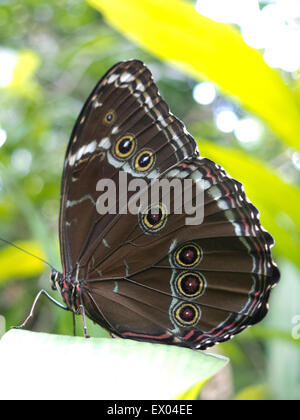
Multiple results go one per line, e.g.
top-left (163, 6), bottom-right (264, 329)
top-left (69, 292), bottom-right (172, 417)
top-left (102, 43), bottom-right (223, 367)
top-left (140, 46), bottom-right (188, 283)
top-left (79, 157), bottom-right (279, 349)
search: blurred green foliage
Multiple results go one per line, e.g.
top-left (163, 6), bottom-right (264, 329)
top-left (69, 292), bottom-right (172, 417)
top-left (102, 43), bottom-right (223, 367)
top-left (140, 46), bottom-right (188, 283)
top-left (0, 0), bottom-right (300, 400)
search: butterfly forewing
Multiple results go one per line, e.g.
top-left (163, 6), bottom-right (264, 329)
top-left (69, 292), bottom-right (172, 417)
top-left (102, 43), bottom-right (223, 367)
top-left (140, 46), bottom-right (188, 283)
top-left (59, 60), bottom-right (197, 275)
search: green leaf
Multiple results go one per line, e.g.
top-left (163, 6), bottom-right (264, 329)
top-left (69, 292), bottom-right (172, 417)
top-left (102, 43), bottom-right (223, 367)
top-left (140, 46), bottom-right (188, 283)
top-left (0, 240), bottom-right (45, 283)
top-left (264, 260), bottom-right (300, 400)
top-left (8, 49), bottom-right (42, 100)
top-left (237, 325), bottom-right (300, 348)
top-left (235, 384), bottom-right (268, 400)
top-left (196, 140), bottom-right (300, 270)
top-left (0, 166), bottom-right (60, 269)
top-left (176, 380), bottom-right (207, 400)
top-left (0, 329), bottom-right (228, 399)
top-left (0, 316), bottom-right (5, 339)
top-left (87, 0), bottom-right (300, 149)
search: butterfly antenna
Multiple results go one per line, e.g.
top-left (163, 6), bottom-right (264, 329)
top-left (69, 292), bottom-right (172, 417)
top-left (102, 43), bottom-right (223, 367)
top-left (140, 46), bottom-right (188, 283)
top-left (0, 236), bottom-right (56, 271)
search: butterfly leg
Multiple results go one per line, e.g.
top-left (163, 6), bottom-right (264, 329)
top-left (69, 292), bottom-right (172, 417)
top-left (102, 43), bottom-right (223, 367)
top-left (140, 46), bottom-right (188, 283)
top-left (72, 311), bottom-right (77, 336)
top-left (12, 289), bottom-right (69, 330)
top-left (78, 304), bottom-right (90, 339)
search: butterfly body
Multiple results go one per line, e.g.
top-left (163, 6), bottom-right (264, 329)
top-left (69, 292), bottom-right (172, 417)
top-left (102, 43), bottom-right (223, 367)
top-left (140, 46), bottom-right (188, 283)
top-left (47, 59), bottom-right (279, 350)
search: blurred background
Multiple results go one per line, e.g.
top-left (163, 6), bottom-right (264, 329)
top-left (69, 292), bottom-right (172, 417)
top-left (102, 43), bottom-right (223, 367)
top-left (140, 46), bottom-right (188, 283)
top-left (0, 0), bottom-right (300, 400)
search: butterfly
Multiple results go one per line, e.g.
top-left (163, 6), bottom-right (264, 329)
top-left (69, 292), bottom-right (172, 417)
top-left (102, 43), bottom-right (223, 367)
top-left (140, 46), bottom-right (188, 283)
top-left (19, 59), bottom-right (280, 350)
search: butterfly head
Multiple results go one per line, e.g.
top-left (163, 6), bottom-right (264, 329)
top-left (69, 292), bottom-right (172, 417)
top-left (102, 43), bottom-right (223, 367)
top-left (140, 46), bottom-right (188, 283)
top-left (50, 269), bottom-right (62, 291)
top-left (50, 269), bottom-right (81, 312)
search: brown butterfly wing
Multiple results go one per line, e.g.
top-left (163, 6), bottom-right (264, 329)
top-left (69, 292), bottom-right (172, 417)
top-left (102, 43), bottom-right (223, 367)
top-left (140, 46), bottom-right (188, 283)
top-left (80, 158), bottom-right (279, 349)
top-left (59, 59), bottom-right (197, 276)
top-left (59, 60), bottom-right (279, 349)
